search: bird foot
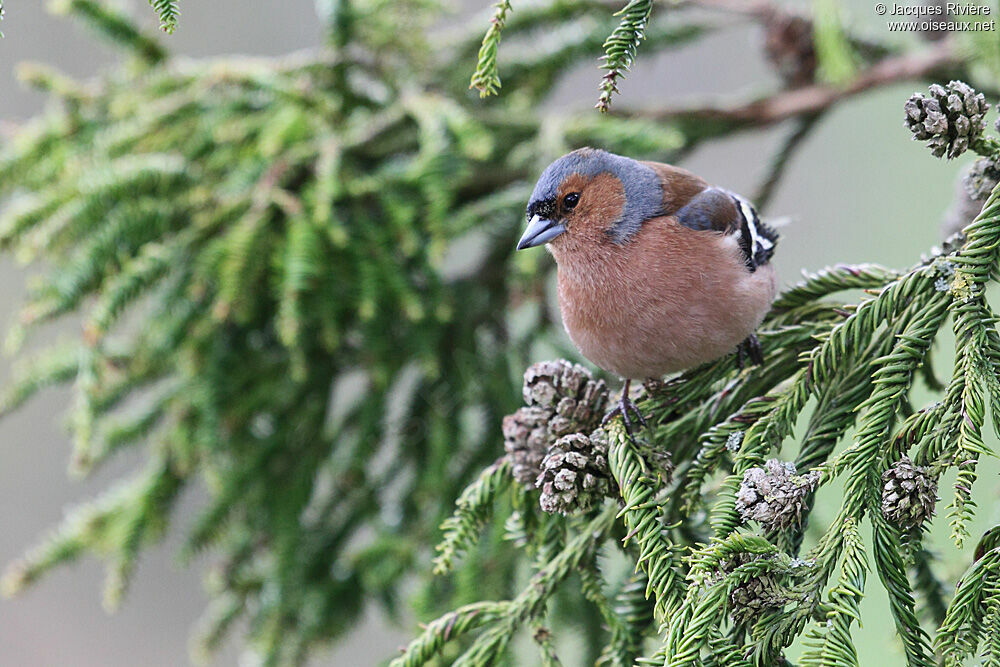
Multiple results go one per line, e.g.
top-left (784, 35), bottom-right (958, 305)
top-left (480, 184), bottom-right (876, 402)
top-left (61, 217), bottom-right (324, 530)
top-left (736, 333), bottom-right (764, 370)
top-left (602, 379), bottom-right (648, 444)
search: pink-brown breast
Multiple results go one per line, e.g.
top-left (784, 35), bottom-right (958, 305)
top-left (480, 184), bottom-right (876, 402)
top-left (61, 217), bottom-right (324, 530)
top-left (550, 215), bottom-right (777, 379)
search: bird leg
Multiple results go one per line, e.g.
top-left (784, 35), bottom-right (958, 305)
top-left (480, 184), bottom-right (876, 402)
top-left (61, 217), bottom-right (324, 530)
top-left (735, 333), bottom-right (765, 370)
top-left (602, 378), bottom-right (648, 442)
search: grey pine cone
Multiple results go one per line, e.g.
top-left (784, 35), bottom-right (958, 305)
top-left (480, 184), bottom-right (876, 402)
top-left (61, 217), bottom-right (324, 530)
top-left (881, 456), bottom-right (938, 531)
top-left (537, 432), bottom-right (611, 515)
top-left (504, 361), bottom-right (609, 487)
top-left (523, 360), bottom-right (608, 432)
top-left (735, 459), bottom-right (820, 531)
top-left (904, 81), bottom-right (989, 159)
top-left (729, 571), bottom-right (786, 625)
top-left (503, 407), bottom-right (553, 486)
top-left (715, 553), bottom-right (786, 625)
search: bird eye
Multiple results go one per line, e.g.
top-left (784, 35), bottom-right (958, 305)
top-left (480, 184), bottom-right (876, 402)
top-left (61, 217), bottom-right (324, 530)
top-left (563, 192), bottom-right (580, 210)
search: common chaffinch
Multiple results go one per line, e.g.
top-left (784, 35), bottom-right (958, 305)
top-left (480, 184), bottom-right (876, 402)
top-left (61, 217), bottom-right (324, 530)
top-left (516, 148), bottom-right (779, 432)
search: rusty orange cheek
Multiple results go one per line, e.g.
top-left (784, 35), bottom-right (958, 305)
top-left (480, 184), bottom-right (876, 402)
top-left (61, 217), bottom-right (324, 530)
top-left (557, 172), bottom-right (625, 237)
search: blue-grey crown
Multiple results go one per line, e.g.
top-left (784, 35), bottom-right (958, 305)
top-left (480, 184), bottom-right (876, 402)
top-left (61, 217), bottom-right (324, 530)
top-left (527, 148), bottom-right (663, 243)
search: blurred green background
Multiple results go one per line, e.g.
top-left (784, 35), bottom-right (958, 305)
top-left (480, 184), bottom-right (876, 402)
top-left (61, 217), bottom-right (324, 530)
top-left (0, 0), bottom-right (996, 664)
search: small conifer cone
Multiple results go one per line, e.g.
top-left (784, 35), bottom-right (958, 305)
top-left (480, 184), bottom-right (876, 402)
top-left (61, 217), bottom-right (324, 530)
top-left (536, 433), bottom-right (611, 515)
top-left (714, 553), bottom-right (787, 625)
top-left (504, 361), bottom-right (609, 486)
top-left (881, 456), bottom-right (938, 531)
top-left (964, 157), bottom-right (1000, 202)
top-left (904, 81), bottom-right (989, 159)
top-left (735, 459), bottom-right (820, 531)
top-left (503, 407), bottom-right (553, 486)
top-left (729, 570), bottom-right (786, 625)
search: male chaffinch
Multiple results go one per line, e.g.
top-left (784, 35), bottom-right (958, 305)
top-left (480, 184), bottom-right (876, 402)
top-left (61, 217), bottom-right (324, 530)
top-left (516, 147), bottom-right (779, 432)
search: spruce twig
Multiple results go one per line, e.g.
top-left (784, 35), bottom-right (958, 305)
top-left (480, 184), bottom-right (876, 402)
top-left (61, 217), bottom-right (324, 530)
top-left (469, 0), bottom-right (514, 97)
top-left (148, 0), bottom-right (179, 34)
top-left (596, 0), bottom-right (654, 112)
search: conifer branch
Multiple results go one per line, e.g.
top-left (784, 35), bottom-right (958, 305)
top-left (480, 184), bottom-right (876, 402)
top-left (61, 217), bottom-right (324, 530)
top-left (148, 0), bottom-right (179, 34)
top-left (469, 0), bottom-right (514, 97)
top-left (433, 458), bottom-right (511, 575)
top-left (596, 0), bottom-right (654, 112)
top-left (393, 505), bottom-right (616, 667)
top-left (51, 0), bottom-right (167, 64)
top-left (607, 420), bottom-right (685, 623)
top-left (799, 518), bottom-right (866, 667)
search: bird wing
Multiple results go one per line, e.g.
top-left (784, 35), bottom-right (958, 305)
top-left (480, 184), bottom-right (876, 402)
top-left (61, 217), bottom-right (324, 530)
top-left (672, 186), bottom-right (778, 272)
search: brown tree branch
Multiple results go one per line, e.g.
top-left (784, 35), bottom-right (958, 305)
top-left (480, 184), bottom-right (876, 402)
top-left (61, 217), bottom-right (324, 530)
top-left (619, 40), bottom-right (958, 135)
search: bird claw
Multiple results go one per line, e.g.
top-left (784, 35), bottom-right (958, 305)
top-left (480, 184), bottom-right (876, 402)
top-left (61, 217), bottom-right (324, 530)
top-left (602, 380), bottom-right (648, 444)
top-left (736, 333), bottom-right (765, 370)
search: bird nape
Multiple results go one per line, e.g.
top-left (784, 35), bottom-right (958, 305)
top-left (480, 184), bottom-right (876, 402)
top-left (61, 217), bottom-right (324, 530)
top-left (517, 147), bottom-right (779, 440)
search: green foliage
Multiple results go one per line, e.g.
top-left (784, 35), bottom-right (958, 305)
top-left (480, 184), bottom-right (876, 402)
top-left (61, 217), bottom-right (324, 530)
top-left (49, 0), bottom-right (166, 64)
top-left (148, 0), bottom-right (179, 34)
top-left (467, 0), bottom-right (662, 111)
top-left (470, 0), bottom-right (514, 97)
top-left (395, 505), bottom-right (617, 667)
top-left (812, 0), bottom-right (856, 85)
top-left (597, 0), bottom-right (654, 112)
top-left (799, 518), bottom-right (866, 667)
top-left (1, 42), bottom-right (525, 666)
top-left (433, 457), bottom-right (511, 575)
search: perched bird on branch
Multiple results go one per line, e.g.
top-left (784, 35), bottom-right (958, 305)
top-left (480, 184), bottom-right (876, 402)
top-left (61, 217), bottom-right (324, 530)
top-left (516, 148), bottom-right (779, 435)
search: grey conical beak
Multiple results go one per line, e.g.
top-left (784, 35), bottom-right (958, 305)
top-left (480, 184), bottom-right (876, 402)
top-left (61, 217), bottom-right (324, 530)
top-left (516, 215), bottom-right (566, 250)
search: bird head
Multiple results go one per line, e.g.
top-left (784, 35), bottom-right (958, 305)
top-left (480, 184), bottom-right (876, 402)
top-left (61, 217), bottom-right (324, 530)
top-left (517, 148), bottom-right (663, 251)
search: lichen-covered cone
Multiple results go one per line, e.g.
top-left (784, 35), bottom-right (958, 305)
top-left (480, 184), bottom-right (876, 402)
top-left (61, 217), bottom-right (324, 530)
top-left (735, 459), bottom-right (820, 531)
top-left (964, 157), bottom-right (1000, 202)
top-left (522, 360), bottom-right (608, 434)
top-left (523, 360), bottom-right (599, 407)
top-left (714, 553), bottom-right (787, 625)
